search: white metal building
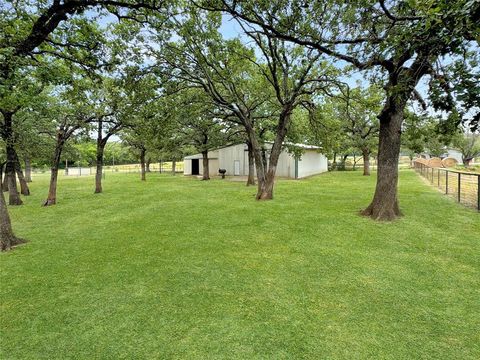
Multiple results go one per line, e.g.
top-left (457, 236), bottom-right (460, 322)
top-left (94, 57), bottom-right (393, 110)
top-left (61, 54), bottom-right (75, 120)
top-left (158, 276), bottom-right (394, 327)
top-left (183, 149), bottom-right (220, 178)
top-left (183, 143), bottom-right (328, 179)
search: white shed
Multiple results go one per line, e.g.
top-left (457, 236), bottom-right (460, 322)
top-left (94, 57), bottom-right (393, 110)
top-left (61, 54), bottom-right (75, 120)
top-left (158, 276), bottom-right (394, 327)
top-left (183, 149), bottom-right (219, 177)
top-left (183, 143), bottom-right (328, 179)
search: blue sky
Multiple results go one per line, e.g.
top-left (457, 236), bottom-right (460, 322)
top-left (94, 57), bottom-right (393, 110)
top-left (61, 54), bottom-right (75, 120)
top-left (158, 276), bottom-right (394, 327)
top-left (219, 14), bottom-right (243, 39)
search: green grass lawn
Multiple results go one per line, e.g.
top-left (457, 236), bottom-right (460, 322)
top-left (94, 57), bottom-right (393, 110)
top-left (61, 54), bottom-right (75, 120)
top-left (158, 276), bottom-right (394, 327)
top-left (1, 170), bottom-right (479, 359)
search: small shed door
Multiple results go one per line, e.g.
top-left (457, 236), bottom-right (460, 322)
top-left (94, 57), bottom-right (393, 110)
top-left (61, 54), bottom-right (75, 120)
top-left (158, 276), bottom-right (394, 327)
top-left (191, 159), bottom-right (200, 175)
top-left (234, 160), bottom-right (240, 175)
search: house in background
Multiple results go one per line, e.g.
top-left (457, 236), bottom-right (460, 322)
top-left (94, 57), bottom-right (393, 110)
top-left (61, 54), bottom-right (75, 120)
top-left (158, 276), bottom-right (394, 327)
top-left (420, 149), bottom-right (473, 165)
top-left (445, 149), bottom-right (466, 164)
top-left (183, 143), bottom-right (328, 179)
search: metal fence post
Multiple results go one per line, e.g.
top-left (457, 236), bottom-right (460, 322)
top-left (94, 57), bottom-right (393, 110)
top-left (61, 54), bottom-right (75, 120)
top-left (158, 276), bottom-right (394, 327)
top-left (438, 169), bottom-right (440, 187)
top-left (458, 172), bottom-right (461, 203)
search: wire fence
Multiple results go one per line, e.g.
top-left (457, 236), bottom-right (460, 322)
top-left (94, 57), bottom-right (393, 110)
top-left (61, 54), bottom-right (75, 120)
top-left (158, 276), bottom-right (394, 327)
top-left (102, 162), bottom-right (184, 174)
top-left (414, 161), bottom-right (480, 211)
top-left (31, 162), bottom-right (184, 177)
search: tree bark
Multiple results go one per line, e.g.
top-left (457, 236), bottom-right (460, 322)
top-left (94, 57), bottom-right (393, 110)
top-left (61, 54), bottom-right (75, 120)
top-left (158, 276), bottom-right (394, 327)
top-left (140, 148), bottom-right (146, 181)
top-left (43, 133), bottom-right (65, 206)
top-left (15, 154), bottom-right (30, 196)
top-left (172, 160), bottom-right (176, 175)
top-left (261, 147), bottom-right (268, 171)
top-left (6, 145), bottom-right (22, 205)
top-left (3, 112), bottom-right (22, 205)
top-left (0, 189), bottom-right (25, 251)
top-left (95, 141), bottom-right (106, 193)
top-left (361, 97), bottom-right (404, 220)
top-left (95, 119), bottom-right (105, 193)
top-left (0, 163), bottom-right (4, 189)
top-left (246, 141), bottom-right (255, 186)
top-left (256, 141), bottom-right (284, 199)
top-left (0, 162), bottom-right (6, 193)
top-left (360, 54), bottom-right (430, 220)
top-left (202, 150), bottom-right (210, 180)
top-left (362, 148), bottom-right (371, 176)
top-left (250, 111), bottom-right (291, 200)
top-left (24, 157), bottom-right (32, 182)
top-left (2, 172), bottom-right (8, 192)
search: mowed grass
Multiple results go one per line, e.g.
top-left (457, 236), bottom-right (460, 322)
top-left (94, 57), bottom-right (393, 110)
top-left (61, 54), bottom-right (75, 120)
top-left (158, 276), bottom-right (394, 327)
top-left (1, 170), bottom-right (479, 359)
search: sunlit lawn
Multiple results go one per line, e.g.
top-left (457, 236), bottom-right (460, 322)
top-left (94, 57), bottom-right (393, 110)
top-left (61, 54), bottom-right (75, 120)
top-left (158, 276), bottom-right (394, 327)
top-left (1, 170), bottom-right (479, 359)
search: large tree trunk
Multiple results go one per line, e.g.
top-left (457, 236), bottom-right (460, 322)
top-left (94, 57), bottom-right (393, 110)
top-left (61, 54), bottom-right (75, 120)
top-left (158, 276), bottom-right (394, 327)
top-left (256, 172), bottom-right (275, 199)
top-left (0, 189), bottom-right (25, 251)
top-left (6, 145), bottom-right (22, 205)
top-left (14, 153), bottom-right (30, 196)
top-left (140, 148), bottom-right (146, 181)
top-left (361, 97), bottom-right (405, 221)
top-left (362, 148), bottom-right (371, 176)
top-left (95, 141), bottom-right (106, 193)
top-left (251, 144), bottom-right (270, 197)
top-left (256, 141), bottom-right (284, 200)
top-left (253, 112), bottom-right (291, 200)
top-left (3, 112), bottom-right (22, 205)
top-left (172, 160), bottom-right (176, 175)
top-left (202, 150), bottom-right (210, 180)
top-left (250, 143), bottom-right (267, 197)
top-left (95, 119), bottom-right (104, 193)
top-left (238, 106), bottom-right (292, 200)
top-left (24, 157), bottom-right (32, 182)
top-left (44, 167), bottom-right (59, 206)
top-left (261, 147), bottom-right (268, 171)
top-left (361, 55), bottom-right (430, 220)
top-left (246, 141), bottom-right (255, 186)
top-left (44, 134), bottom-right (64, 206)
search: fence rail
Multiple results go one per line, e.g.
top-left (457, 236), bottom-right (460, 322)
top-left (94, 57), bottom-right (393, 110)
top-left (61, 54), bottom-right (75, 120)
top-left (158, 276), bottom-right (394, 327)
top-left (414, 161), bottom-right (480, 211)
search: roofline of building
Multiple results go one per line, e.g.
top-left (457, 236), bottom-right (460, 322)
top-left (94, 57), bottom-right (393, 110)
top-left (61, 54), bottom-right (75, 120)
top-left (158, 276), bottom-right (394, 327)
top-left (183, 141), bottom-right (322, 160)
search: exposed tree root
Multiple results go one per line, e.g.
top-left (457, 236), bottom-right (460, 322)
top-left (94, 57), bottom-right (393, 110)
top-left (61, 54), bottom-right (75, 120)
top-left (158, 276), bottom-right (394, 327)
top-left (43, 199), bottom-right (56, 206)
top-left (1, 236), bottom-right (26, 252)
top-left (360, 201), bottom-right (403, 221)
